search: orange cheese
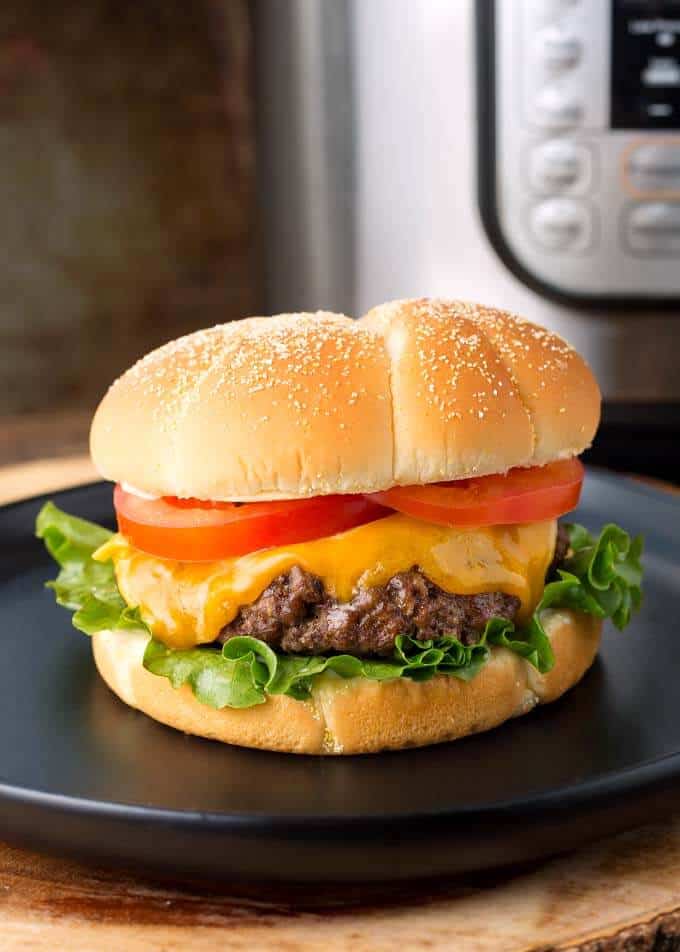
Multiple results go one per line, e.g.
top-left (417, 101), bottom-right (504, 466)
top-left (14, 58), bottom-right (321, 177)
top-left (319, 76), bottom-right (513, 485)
top-left (94, 514), bottom-right (557, 650)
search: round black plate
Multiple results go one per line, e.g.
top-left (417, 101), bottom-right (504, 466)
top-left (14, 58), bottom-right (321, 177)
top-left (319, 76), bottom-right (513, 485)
top-left (0, 471), bottom-right (679, 883)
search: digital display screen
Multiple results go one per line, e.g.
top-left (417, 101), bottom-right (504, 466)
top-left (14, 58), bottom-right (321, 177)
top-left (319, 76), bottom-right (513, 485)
top-left (612, 0), bottom-right (680, 127)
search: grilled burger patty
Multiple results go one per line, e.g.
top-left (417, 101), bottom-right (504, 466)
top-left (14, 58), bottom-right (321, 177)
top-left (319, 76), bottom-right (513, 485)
top-left (219, 567), bottom-right (520, 656)
top-left (220, 524), bottom-right (570, 658)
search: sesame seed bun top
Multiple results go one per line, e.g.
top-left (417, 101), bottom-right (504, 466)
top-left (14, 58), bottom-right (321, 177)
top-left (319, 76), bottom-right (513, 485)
top-left (90, 299), bottom-right (601, 500)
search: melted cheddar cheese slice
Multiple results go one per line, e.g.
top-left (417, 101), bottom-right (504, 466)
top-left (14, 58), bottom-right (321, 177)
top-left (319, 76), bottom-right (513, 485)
top-left (94, 514), bottom-right (557, 651)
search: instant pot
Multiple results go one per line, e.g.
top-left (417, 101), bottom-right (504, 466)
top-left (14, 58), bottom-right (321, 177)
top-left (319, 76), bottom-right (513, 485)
top-left (255, 0), bottom-right (680, 482)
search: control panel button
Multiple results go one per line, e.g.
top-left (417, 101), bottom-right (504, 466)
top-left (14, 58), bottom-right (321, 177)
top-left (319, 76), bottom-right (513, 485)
top-left (533, 87), bottom-right (583, 128)
top-left (528, 140), bottom-right (591, 192)
top-left (530, 198), bottom-right (592, 251)
top-left (626, 142), bottom-right (680, 195)
top-left (625, 202), bottom-right (680, 254)
top-left (537, 27), bottom-right (582, 69)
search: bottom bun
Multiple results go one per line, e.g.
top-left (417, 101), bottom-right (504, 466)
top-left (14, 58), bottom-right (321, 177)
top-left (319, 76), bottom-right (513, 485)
top-left (92, 610), bottom-right (602, 755)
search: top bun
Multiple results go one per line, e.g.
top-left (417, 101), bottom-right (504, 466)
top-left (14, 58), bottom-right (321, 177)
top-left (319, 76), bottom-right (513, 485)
top-left (90, 299), bottom-right (600, 501)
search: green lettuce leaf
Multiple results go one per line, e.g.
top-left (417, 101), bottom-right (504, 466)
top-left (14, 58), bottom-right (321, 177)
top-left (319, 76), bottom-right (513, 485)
top-left (143, 631), bottom-right (495, 708)
top-left (35, 501), bottom-right (150, 637)
top-left (37, 503), bottom-right (644, 711)
top-left (561, 523), bottom-right (643, 630)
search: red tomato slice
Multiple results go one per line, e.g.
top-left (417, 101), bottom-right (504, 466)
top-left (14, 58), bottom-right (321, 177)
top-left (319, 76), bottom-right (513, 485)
top-left (366, 459), bottom-right (584, 528)
top-left (113, 485), bottom-right (391, 561)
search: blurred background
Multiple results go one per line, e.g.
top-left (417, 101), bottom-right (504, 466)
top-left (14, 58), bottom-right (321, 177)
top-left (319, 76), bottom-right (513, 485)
top-left (1, 0), bottom-right (679, 483)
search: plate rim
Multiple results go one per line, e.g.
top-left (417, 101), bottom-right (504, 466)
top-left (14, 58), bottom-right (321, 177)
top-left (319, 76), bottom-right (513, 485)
top-left (0, 746), bottom-right (679, 834)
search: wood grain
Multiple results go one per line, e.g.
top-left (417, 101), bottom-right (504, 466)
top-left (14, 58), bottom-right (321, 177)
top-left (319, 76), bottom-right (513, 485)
top-left (2, 456), bottom-right (680, 950)
top-left (0, 455), bottom-right (96, 504)
top-left (0, 826), bottom-right (680, 951)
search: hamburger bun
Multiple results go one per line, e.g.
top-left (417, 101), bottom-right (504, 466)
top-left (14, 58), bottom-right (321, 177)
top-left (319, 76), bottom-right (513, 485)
top-left (90, 299), bottom-right (600, 501)
top-left (92, 611), bottom-right (602, 755)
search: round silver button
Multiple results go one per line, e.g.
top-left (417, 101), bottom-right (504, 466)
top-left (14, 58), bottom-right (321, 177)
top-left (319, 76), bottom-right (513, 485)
top-left (625, 202), bottom-right (680, 254)
top-left (529, 140), bottom-right (590, 192)
top-left (626, 142), bottom-right (680, 194)
top-left (533, 87), bottom-right (583, 128)
top-left (530, 198), bottom-right (591, 250)
top-left (537, 26), bottom-right (582, 69)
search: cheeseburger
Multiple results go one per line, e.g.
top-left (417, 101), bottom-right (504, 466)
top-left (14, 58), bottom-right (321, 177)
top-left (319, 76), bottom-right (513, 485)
top-left (38, 299), bottom-right (643, 754)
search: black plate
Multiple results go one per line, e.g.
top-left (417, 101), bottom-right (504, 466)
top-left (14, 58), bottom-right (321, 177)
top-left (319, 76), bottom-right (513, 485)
top-left (0, 471), bottom-right (679, 883)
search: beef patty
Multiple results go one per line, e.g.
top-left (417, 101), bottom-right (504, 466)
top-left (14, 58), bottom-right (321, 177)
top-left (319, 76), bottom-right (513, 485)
top-left (219, 522), bottom-right (570, 658)
top-left (219, 567), bottom-right (520, 657)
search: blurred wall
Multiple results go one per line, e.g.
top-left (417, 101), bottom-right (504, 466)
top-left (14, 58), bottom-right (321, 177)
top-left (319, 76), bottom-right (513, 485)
top-left (0, 1), bottom-right (256, 418)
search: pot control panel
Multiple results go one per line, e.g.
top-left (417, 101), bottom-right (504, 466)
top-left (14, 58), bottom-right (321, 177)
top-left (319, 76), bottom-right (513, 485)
top-left (489, 0), bottom-right (680, 299)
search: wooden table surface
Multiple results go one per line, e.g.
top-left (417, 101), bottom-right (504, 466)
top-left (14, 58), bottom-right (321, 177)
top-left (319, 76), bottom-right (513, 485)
top-left (2, 454), bottom-right (680, 951)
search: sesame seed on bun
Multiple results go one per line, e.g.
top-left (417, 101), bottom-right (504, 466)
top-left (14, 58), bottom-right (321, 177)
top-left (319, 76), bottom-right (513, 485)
top-left (90, 299), bottom-right (600, 501)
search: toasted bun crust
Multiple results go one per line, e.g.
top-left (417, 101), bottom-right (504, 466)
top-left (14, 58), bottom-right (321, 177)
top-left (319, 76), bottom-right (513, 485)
top-left (362, 299), bottom-right (601, 484)
top-left (90, 300), bottom-right (600, 500)
top-left (92, 611), bottom-right (602, 755)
